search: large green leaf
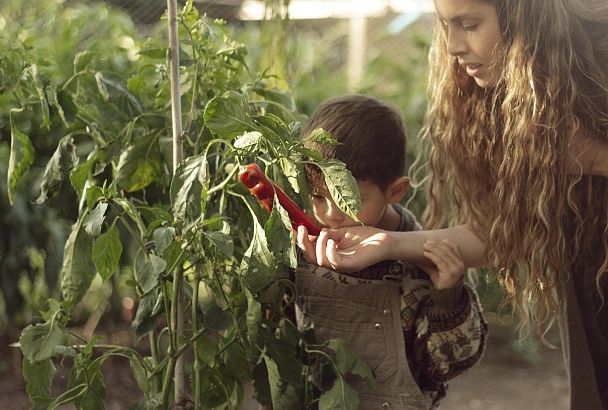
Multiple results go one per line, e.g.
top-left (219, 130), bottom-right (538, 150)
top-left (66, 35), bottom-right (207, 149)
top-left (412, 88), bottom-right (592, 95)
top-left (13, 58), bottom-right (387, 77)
top-left (318, 378), bottom-right (359, 410)
top-left (134, 253), bottom-right (166, 294)
top-left (170, 154), bottom-right (209, 224)
top-left (23, 358), bottom-right (55, 410)
top-left (264, 355), bottom-right (301, 410)
top-left (264, 197), bottom-right (297, 268)
top-left (203, 91), bottom-right (257, 138)
top-left (61, 211), bottom-right (96, 305)
top-left (318, 160), bottom-right (361, 221)
top-left (35, 136), bottom-right (78, 204)
top-left (7, 109), bottom-right (35, 205)
top-left (92, 223), bottom-right (122, 281)
top-left (115, 134), bottom-right (163, 192)
top-left (20, 319), bottom-right (67, 362)
top-left (239, 216), bottom-right (278, 293)
top-left (327, 338), bottom-right (374, 388)
top-left (67, 357), bottom-right (106, 410)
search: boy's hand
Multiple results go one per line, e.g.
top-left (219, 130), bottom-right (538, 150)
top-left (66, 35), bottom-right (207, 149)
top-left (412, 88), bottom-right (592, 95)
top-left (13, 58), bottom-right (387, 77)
top-left (421, 239), bottom-right (465, 290)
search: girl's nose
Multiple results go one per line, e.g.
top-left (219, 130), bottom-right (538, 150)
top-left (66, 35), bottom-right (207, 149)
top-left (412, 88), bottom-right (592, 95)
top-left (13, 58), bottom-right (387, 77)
top-left (447, 29), bottom-right (467, 57)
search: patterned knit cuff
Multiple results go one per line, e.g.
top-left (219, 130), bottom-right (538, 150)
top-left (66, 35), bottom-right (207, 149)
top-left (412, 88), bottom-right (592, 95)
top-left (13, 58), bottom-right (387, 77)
top-left (429, 279), bottom-right (465, 312)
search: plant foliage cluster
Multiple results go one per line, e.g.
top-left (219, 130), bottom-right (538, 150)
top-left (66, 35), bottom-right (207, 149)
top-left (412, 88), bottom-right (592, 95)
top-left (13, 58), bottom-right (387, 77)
top-left (2, 0), bottom-right (375, 408)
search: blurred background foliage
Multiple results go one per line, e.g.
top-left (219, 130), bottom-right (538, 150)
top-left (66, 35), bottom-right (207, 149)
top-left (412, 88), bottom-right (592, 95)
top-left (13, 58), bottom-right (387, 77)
top-left (0, 0), bottom-right (510, 341)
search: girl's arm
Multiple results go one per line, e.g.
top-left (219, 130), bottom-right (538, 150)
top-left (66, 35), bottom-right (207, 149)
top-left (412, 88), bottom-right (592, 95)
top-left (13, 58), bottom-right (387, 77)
top-left (297, 224), bottom-right (487, 273)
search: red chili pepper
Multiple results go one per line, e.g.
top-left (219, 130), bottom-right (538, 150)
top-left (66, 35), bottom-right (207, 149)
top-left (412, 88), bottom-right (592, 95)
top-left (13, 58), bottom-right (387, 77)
top-left (239, 163), bottom-right (321, 236)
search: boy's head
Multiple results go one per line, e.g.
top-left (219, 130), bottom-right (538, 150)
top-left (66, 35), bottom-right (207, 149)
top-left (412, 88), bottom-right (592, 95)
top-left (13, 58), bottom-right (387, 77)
top-left (302, 95), bottom-right (409, 229)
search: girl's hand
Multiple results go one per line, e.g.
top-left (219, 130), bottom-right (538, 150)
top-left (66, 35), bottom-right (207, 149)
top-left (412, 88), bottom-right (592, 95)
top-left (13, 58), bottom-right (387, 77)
top-left (296, 225), bottom-right (392, 272)
top-left (421, 239), bottom-right (466, 290)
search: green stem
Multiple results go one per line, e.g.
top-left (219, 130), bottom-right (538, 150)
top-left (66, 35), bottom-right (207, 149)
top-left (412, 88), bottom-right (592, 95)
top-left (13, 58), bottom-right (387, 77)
top-left (193, 276), bottom-right (202, 409)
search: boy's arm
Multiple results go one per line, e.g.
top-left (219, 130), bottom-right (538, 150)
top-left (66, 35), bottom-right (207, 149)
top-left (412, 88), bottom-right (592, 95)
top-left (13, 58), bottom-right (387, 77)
top-left (405, 274), bottom-right (487, 393)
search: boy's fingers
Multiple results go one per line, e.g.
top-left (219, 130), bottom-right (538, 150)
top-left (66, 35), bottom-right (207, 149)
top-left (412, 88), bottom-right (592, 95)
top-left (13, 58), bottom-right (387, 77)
top-left (296, 226), bottom-right (316, 263)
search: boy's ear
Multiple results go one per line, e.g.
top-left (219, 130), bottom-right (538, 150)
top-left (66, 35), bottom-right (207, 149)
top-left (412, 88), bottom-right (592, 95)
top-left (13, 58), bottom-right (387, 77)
top-left (386, 176), bottom-right (409, 204)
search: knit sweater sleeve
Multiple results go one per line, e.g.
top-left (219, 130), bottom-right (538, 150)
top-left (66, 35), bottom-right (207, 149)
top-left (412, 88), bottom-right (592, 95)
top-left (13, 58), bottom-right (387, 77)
top-left (401, 274), bottom-right (487, 394)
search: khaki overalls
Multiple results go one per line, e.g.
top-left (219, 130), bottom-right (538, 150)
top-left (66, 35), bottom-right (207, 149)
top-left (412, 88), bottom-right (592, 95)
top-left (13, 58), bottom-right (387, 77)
top-left (295, 263), bottom-right (432, 410)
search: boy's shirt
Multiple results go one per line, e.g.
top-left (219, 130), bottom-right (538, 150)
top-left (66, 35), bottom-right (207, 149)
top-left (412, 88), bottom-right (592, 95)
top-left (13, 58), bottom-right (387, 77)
top-left (295, 204), bottom-right (487, 405)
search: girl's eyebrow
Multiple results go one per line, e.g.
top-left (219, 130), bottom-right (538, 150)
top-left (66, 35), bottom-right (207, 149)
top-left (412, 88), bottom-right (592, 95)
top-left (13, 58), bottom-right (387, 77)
top-left (439, 12), bottom-right (480, 23)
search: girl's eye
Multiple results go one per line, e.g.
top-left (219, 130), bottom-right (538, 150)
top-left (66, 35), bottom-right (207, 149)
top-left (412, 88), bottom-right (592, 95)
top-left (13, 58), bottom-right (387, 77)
top-left (462, 24), bottom-right (478, 32)
top-left (311, 194), bottom-right (324, 201)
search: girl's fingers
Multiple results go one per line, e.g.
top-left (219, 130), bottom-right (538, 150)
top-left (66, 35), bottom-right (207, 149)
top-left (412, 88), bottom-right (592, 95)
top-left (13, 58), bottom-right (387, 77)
top-left (326, 238), bottom-right (342, 270)
top-left (316, 230), bottom-right (330, 268)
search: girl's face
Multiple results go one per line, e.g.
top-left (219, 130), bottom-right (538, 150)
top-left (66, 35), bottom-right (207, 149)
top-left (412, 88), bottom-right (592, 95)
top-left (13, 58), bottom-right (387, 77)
top-left (434, 0), bottom-right (503, 88)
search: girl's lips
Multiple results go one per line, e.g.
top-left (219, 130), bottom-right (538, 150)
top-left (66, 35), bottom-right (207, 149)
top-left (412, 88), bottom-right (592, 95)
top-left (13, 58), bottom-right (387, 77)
top-left (465, 64), bottom-right (483, 77)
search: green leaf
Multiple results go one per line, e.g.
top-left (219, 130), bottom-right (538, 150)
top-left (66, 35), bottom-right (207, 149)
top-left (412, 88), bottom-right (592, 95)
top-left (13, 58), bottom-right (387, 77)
top-left (115, 134), bottom-right (163, 192)
top-left (112, 198), bottom-right (147, 239)
top-left (233, 131), bottom-right (262, 150)
top-left (83, 202), bottom-right (108, 237)
top-left (132, 291), bottom-right (159, 341)
top-left (318, 378), bottom-right (359, 410)
top-left (135, 254), bottom-right (166, 294)
top-left (35, 136), bottom-right (78, 205)
top-left (319, 160), bottom-right (361, 221)
top-left (170, 155), bottom-right (209, 224)
top-left (307, 127), bottom-right (340, 145)
top-left (70, 156), bottom-right (96, 201)
top-left (204, 231), bottom-right (234, 258)
top-left (23, 358), bottom-right (55, 410)
top-left (130, 356), bottom-right (151, 398)
top-left (203, 91), bottom-right (257, 138)
top-left (327, 338), bottom-right (374, 387)
top-left (195, 334), bottom-right (218, 367)
top-left (245, 289), bottom-right (261, 344)
top-left (67, 356), bottom-right (106, 410)
top-left (7, 109), bottom-right (35, 205)
top-left (153, 226), bottom-right (175, 254)
top-left (94, 71), bottom-right (143, 117)
top-left (92, 223), bottom-right (122, 281)
top-left (264, 355), bottom-right (301, 410)
top-left (61, 212), bottom-right (96, 305)
top-left (74, 50), bottom-right (94, 72)
top-left (264, 197), bottom-right (297, 268)
top-left (46, 85), bottom-right (69, 127)
top-left (20, 319), bottom-right (67, 362)
top-left (239, 216), bottom-right (278, 293)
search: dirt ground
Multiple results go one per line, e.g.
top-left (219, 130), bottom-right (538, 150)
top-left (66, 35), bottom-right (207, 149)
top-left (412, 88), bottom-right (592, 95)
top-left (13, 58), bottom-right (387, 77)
top-left (0, 317), bottom-right (568, 409)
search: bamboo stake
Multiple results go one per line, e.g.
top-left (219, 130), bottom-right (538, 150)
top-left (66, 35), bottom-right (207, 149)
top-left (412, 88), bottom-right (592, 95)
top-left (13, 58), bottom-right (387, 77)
top-left (165, 0), bottom-right (186, 407)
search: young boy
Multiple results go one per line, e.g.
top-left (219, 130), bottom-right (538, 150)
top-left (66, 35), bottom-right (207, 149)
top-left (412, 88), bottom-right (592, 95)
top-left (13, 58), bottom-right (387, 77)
top-left (295, 95), bottom-right (487, 409)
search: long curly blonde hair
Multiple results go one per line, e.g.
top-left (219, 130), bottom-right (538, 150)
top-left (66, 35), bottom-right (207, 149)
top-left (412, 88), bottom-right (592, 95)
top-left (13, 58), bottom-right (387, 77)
top-left (417, 0), bottom-right (608, 335)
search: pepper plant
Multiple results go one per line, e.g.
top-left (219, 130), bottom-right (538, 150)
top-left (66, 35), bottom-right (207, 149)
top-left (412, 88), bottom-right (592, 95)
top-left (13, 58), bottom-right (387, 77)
top-left (6, 1), bottom-right (373, 409)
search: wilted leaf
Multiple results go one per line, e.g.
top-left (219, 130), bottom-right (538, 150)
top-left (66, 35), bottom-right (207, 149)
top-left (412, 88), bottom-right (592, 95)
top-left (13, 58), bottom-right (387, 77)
top-left (170, 155), bottom-right (209, 224)
top-left (153, 226), bottom-right (175, 254)
top-left (204, 231), bottom-right (234, 258)
top-left (20, 319), bottom-right (66, 362)
top-left (61, 212), bottom-right (95, 305)
top-left (23, 358), bottom-right (55, 410)
top-left (115, 134), bottom-right (163, 192)
top-left (135, 254), bottom-right (166, 294)
top-left (35, 136), bottom-right (78, 204)
top-left (8, 109), bottom-right (35, 205)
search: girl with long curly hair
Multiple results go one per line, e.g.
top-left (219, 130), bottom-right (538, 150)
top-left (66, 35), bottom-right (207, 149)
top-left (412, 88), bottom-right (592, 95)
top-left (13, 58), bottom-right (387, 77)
top-left (296, 0), bottom-right (608, 408)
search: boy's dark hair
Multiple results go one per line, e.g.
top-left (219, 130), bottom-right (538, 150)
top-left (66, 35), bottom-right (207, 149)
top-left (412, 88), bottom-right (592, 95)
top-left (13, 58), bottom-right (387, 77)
top-left (302, 94), bottom-right (407, 191)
